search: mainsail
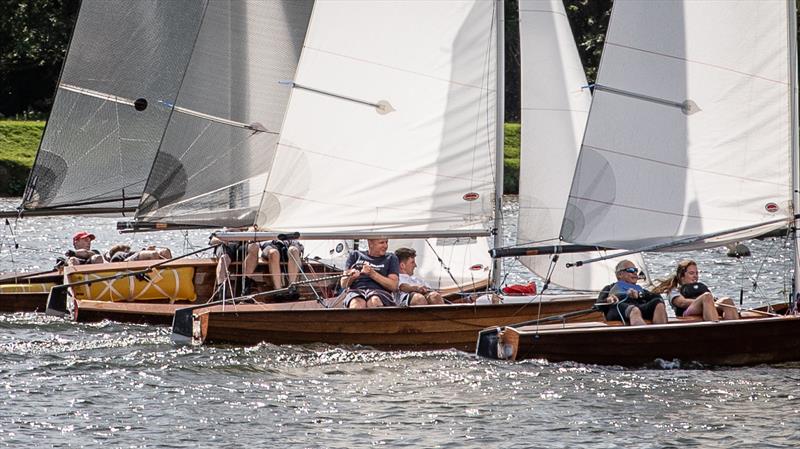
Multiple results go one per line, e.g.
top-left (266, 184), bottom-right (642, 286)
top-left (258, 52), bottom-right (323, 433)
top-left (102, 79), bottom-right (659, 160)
top-left (21, 0), bottom-right (206, 213)
top-left (135, 0), bottom-right (314, 228)
top-left (516, 0), bottom-right (647, 289)
top-left (561, 0), bottom-right (794, 251)
top-left (255, 0), bottom-right (497, 235)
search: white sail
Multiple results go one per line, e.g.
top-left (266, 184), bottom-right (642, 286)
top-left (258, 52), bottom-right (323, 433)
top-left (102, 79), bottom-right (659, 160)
top-left (561, 0), bottom-right (793, 251)
top-left (256, 0), bottom-right (497, 235)
top-left (516, 0), bottom-right (647, 290)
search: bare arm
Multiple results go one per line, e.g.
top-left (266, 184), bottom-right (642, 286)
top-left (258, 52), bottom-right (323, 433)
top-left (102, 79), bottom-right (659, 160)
top-left (361, 263), bottom-right (398, 291)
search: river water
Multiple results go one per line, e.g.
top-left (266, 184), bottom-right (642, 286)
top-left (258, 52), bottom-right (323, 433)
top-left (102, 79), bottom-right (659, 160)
top-left (0, 197), bottom-right (798, 448)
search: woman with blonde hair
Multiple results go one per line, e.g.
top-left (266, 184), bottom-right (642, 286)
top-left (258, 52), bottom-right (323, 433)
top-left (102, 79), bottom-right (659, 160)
top-left (652, 259), bottom-right (739, 321)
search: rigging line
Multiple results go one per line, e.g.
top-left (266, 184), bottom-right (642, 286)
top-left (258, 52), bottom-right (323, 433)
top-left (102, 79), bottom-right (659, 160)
top-left (423, 239), bottom-right (463, 294)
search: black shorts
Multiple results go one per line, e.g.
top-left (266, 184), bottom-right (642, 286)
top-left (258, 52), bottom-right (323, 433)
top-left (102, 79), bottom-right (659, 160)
top-left (605, 297), bottom-right (663, 324)
top-left (214, 242), bottom-right (245, 260)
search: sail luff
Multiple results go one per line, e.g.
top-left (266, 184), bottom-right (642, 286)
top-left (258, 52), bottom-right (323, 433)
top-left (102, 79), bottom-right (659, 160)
top-left (493, 0), bottom-right (505, 287)
top-left (788, 0), bottom-right (800, 309)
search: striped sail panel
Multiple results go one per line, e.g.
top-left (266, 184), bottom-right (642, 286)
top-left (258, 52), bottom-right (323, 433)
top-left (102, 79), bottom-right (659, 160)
top-left (135, 0), bottom-right (313, 228)
top-left (22, 0), bottom-right (206, 212)
top-left (516, 0), bottom-right (647, 290)
top-left (255, 0), bottom-right (497, 235)
top-left (561, 1), bottom-right (793, 250)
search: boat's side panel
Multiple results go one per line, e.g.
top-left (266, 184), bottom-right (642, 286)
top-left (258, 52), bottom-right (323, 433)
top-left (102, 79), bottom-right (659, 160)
top-left (506, 316), bottom-right (800, 366)
top-left (0, 292), bottom-right (49, 313)
top-left (73, 300), bottom-right (183, 325)
top-left (196, 298), bottom-right (600, 351)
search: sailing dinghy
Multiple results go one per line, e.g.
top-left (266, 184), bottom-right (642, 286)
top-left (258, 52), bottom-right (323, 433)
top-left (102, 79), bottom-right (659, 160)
top-left (477, 0), bottom-right (800, 366)
top-left (169, 0), bottom-right (609, 349)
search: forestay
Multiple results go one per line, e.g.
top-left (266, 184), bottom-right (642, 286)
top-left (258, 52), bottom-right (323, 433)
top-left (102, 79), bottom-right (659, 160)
top-left (135, 0), bottom-right (313, 228)
top-left (516, 0), bottom-right (646, 289)
top-left (22, 0), bottom-right (206, 212)
top-left (561, 1), bottom-right (793, 251)
top-left (255, 0), bottom-right (497, 235)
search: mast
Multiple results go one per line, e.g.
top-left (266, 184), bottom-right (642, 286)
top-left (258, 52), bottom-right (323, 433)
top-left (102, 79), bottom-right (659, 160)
top-left (492, 0), bottom-right (505, 287)
top-left (789, 0), bottom-right (800, 312)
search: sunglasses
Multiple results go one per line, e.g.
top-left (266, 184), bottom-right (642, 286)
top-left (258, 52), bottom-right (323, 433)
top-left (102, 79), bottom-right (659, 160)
top-left (618, 267), bottom-right (639, 274)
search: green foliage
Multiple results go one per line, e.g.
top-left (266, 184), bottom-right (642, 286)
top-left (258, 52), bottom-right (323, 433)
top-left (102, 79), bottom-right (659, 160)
top-left (0, 0), bottom-right (80, 117)
top-left (0, 120), bottom-right (43, 195)
top-left (504, 123), bottom-right (521, 194)
top-left (0, 120), bottom-right (44, 165)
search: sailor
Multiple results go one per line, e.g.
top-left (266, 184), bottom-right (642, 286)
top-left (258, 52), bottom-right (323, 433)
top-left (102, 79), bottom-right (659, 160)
top-left (338, 239), bottom-right (399, 308)
top-left (259, 239), bottom-right (304, 289)
top-left (393, 247), bottom-right (444, 306)
top-left (64, 231), bottom-right (104, 266)
top-left (652, 259), bottom-right (739, 321)
top-left (599, 260), bottom-right (667, 326)
top-left (210, 227), bottom-right (260, 296)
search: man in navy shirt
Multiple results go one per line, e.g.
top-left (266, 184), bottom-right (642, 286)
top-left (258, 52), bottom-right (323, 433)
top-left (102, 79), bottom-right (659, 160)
top-left (339, 239), bottom-right (399, 308)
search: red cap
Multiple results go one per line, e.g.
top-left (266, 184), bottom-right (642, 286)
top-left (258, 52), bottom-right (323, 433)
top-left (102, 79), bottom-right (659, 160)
top-left (72, 231), bottom-right (96, 243)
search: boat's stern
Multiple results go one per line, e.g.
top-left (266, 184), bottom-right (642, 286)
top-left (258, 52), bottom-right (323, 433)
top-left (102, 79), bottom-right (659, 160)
top-left (476, 327), bottom-right (514, 360)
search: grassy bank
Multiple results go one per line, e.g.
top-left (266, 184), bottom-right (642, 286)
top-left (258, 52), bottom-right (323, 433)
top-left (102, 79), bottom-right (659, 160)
top-left (0, 121), bottom-right (44, 196)
top-left (0, 120), bottom-right (522, 196)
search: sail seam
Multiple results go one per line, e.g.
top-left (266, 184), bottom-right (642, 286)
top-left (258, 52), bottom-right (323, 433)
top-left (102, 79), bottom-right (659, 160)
top-left (583, 144), bottom-right (793, 188)
top-left (302, 46), bottom-right (496, 92)
top-left (606, 41), bottom-right (789, 86)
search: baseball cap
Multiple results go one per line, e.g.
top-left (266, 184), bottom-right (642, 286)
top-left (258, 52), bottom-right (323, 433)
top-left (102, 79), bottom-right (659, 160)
top-left (72, 231), bottom-right (96, 243)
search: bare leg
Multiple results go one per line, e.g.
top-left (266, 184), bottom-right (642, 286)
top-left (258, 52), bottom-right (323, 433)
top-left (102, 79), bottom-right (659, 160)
top-left (366, 296), bottom-right (384, 308)
top-left (698, 293), bottom-right (720, 322)
top-left (716, 297), bottom-right (740, 320)
top-left (286, 246), bottom-right (301, 284)
top-left (652, 303), bottom-right (668, 324)
top-left (348, 297), bottom-right (367, 309)
top-left (243, 243), bottom-right (259, 280)
top-left (262, 248), bottom-right (282, 289)
top-left (409, 293), bottom-right (427, 306)
top-left (426, 292), bottom-right (444, 304)
top-left (628, 307), bottom-right (646, 326)
top-left (216, 253), bottom-right (232, 286)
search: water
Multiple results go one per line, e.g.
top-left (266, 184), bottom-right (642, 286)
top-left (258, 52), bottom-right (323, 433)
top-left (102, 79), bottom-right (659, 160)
top-left (1, 197), bottom-right (799, 448)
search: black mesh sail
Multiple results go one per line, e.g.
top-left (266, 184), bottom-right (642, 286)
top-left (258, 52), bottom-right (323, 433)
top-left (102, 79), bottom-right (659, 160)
top-left (22, 0), bottom-right (207, 213)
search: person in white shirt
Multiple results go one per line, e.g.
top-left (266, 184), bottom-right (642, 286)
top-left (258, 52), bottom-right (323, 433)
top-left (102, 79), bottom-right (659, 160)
top-left (393, 247), bottom-right (444, 306)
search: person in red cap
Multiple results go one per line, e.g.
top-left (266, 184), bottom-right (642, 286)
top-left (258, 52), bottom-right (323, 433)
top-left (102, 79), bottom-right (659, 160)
top-left (65, 231), bottom-right (103, 266)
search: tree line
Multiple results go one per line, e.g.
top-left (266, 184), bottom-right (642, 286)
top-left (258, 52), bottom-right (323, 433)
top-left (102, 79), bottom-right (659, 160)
top-left (1, 1), bottom-right (798, 122)
top-left (0, 0), bottom-right (612, 121)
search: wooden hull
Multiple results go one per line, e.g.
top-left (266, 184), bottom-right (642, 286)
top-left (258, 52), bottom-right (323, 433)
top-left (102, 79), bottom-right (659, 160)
top-left (478, 314), bottom-right (800, 367)
top-left (0, 271), bottom-right (61, 312)
top-left (70, 299), bottom-right (188, 325)
top-left (178, 295), bottom-right (599, 351)
top-left (0, 292), bottom-right (49, 313)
